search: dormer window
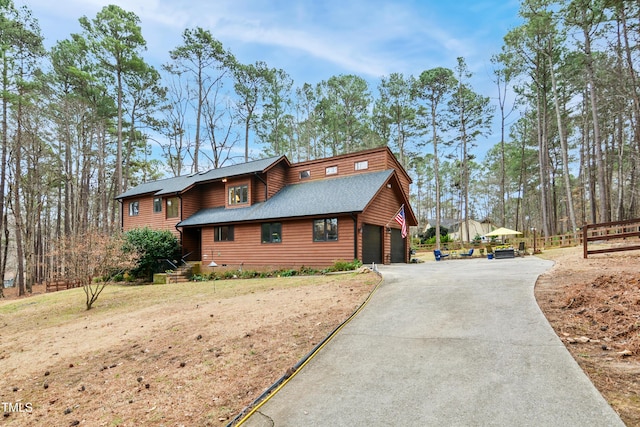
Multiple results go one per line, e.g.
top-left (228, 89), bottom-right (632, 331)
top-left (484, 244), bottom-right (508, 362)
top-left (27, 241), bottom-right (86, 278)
top-left (228, 184), bottom-right (248, 205)
top-left (300, 170), bottom-right (311, 179)
top-left (325, 166), bottom-right (338, 175)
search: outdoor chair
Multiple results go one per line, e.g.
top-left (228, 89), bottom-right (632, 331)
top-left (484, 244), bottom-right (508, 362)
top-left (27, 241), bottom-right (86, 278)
top-left (434, 249), bottom-right (449, 261)
top-left (459, 248), bottom-right (474, 257)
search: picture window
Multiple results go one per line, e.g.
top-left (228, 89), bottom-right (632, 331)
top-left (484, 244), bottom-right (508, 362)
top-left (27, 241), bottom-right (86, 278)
top-left (313, 218), bottom-right (338, 242)
top-left (261, 223), bottom-right (282, 243)
top-left (214, 225), bottom-right (234, 242)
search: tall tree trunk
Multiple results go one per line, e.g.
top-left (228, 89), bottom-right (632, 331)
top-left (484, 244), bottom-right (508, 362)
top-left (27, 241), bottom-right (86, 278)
top-left (432, 109), bottom-right (442, 250)
top-left (116, 69), bottom-right (123, 194)
top-left (0, 51), bottom-right (8, 297)
top-left (618, 2), bottom-right (640, 172)
top-left (582, 13), bottom-right (608, 222)
top-left (547, 52), bottom-right (578, 238)
top-left (615, 115), bottom-right (625, 220)
top-left (14, 100), bottom-right (26, 296)
top-left (536, 92), bottom-right (550, 237)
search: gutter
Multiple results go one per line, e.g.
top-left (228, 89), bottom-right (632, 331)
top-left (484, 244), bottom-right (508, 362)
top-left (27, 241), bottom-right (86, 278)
top-left (118, 199), bottom-right (124, 231)
top-left (176, 194), bottom-right (184, 255)
top-left (351, 212), bottom-right (358, 261)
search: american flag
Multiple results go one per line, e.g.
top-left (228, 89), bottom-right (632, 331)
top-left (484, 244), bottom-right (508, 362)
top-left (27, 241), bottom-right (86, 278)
top-left (394, 205), bottom-right (407, 239)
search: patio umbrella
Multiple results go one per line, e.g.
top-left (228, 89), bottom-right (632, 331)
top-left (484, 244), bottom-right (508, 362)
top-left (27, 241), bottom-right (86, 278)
top-left (483, 227), bottom-right (522, 237)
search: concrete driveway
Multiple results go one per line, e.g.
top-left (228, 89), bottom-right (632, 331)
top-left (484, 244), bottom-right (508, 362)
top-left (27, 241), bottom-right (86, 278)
top-left (241, 257), bottom-right (624, 426)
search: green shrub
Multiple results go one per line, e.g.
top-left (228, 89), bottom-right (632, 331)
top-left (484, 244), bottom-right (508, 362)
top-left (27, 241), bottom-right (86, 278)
top-left (423, 234), bottom-right (452, 244)
top-left (278, 269), bottom-right (296, 277)
top-left (325, 259), bottom-right (362, 272)
top-left (299, 266), bottom-right (320, 275)
top-left (124, 227), bottom-right (182, 280)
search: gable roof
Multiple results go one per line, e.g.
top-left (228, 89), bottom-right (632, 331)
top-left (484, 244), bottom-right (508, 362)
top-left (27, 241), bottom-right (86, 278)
top-left (115, 156), bottom-right (286, 200)
top-left (178, 169), bottom-right (395, 227)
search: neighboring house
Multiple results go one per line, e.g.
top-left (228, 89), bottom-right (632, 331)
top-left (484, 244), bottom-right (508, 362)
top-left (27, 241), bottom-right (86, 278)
top-left (116, 147), bottom-right (417, 269)
top-left (423, 218), bottom-right (493, 242)
top-left (423, 218), bottom-right (457, 234)
top-left (447, 219), bottom-right (493, 242)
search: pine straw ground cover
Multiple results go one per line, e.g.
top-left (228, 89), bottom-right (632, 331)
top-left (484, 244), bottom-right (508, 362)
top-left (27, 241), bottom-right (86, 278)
top-left (0, 271), bottom-right (379, 426)
top-left (536, 246), bottom-right (640, 426)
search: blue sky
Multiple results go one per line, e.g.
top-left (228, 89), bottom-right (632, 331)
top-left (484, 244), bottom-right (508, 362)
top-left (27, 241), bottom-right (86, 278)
top-left (15, 0), bottom-right (523, 162)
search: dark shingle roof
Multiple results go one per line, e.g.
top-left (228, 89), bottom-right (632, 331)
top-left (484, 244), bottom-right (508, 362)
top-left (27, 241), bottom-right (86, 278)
top-left (115, 156), bottom-right (285, 200)
top-left (178, 170), bottom-right (394, 227)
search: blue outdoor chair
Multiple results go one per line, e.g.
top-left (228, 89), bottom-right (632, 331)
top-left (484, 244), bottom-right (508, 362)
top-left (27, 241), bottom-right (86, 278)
top-left (459, 248), bottom-right (474, 257)
top-left (434, 249), bottom-right (449, 261)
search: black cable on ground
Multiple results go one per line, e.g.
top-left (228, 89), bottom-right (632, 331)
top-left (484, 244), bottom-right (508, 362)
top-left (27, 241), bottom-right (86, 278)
top-left (226, 269), bottom-right (383, 427)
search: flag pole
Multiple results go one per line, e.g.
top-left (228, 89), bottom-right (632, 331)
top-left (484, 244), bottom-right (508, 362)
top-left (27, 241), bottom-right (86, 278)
top-left (386, 204), bottom-right (405, 228)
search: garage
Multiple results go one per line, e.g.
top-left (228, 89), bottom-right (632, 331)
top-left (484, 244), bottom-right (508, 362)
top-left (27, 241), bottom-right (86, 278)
top-left (390, 228), bottom-right (405, 263)
top-left (362, 224), bottom-right (382, 264)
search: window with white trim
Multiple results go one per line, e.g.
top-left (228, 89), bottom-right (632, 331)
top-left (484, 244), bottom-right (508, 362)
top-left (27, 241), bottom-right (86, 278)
top-left (355, 160), bottom-right (369, 170)
top-left (129, 201), bottom-right (139, 216)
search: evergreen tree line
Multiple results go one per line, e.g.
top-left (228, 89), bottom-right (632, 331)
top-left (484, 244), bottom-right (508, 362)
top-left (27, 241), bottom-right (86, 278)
top-left (1, 0), bottom-right (638, 295)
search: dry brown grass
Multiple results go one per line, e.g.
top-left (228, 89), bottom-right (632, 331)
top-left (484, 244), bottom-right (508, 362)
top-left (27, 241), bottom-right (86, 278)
top-left (0, 272), bottom-right (379, 426)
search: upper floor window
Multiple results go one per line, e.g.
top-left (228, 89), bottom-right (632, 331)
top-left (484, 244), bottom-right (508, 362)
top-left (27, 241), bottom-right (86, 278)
top-left (355, 160), bottom-right (369, 170)
top-left (313, 218), bottom-right (338, 241)
top-left (128, 201), bottom-right (139, 216)
top-left (228, 184), bottom-right (248, 205)
top-left (166, 197), bottom-right (179, 218)
top-left (214, 225), bottom-right (234, 242)
top-left (299, 170), bottom-right (311, 179)
top-left (262, 222), bottom-right (282, 243)
top-left (325, 166), bottom-right (338, 175)
top-left (153, 197), bottom-right (162, 213)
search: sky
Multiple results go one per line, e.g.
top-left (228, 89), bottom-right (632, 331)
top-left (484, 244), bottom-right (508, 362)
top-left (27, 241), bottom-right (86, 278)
top-left (14, 0), bottom-right (524, 163)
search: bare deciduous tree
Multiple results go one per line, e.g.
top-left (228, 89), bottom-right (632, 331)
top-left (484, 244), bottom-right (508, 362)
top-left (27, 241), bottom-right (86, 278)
top-left (54, 230), bottom-right (139, 310)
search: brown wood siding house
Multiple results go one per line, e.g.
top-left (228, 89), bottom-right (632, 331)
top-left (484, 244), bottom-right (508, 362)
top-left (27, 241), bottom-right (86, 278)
top-left (116, 147), bottom-right (417, 269)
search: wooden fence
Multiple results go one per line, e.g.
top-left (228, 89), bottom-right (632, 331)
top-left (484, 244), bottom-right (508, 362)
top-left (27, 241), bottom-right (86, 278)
top-left (45, 279), bottom-right (82, 292)
top-left (582, 218), bottom-right (640, 259)
top-left (413, 232), bottom-right (581, 254)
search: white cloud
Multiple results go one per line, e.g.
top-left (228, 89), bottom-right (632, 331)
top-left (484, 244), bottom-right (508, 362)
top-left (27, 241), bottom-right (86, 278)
top-left (15, 0), bottom-right (516, 85)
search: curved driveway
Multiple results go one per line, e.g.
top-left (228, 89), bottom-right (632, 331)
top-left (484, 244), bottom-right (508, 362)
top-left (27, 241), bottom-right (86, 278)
top-left (242, 257), bottom-right (624, 426)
